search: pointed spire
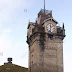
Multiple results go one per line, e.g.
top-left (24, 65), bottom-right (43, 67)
top-left (44, 0), bottom-right (45, 14)
top-left (63, 23), bottom-right (64, 29)
top-left (35, 18), bottom-right (38, 26)
top-left (51, 11), bottom-right (52, 21)
top-left (63, 23), bottom-right (65, 36)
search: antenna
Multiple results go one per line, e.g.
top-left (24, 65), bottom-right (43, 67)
top-left (44, 0), bottom-right (45, 14)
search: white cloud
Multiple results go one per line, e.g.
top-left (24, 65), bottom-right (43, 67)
top-left (0, 0), bottom-right (30, 26)
top-left (0, 33), bottom-right (11, 65)
top-left (0, 1), bottom-right (16, 23)
top-left (0, 29), bottom-right (12, 33)
top-left (0, 0), bottom-right (27, 25)
top-left (0, 0), bottom-right (22, 9)
top-left (0, 33), bottom-right (11, 51)
top-left (0, 0), bottom-right (28, 64)
top-left (0, 0), bottom-right (23, 55)
top-left (3, 29), bottom-right (12, 33)
top-left (64, 53), bottom-right (72, 72)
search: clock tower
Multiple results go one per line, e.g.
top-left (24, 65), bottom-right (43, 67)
top-left (27, 1), bottom-right (65, 72)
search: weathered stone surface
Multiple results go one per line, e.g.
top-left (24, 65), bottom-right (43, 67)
top-left (28, 33), bottom-right (64, 72)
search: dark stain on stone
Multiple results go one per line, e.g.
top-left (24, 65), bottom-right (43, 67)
top-left (39, 33), bottom-right (45, 51)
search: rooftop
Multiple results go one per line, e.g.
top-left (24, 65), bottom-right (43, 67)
top-left (39, 9), bottom-right (52, 15)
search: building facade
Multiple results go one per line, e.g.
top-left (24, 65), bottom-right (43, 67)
top-left (0, 58), bottom-right (28, 72)
top-left (27, 9), bottom-right (65, 72)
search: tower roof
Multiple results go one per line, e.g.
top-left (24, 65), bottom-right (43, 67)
top-left (41, 9), bottom-right (52, 14)
top-left (38, 9), bottom-right (52, 17)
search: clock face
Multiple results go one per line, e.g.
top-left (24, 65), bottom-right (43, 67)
top-left (46, 23), bottom-right (55, 32)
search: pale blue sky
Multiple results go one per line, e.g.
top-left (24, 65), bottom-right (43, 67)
top-left (0, 0), bottom-right (72, 72)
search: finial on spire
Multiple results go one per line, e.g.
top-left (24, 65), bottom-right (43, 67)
top-left (44, 0), bottom-right (45, 14)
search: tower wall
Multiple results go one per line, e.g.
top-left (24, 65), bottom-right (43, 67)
top-left (28, 33), bottom-right (63, 72)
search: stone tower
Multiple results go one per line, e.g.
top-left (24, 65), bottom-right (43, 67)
top-left (27, 9), bottom-right (65, 72)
